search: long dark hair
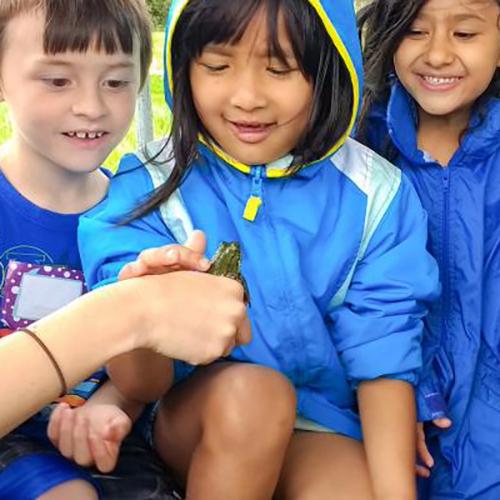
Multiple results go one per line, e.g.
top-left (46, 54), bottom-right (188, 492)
top-left (134, 0), bottom-right (354, 220)
top-left (357, 0), bottom-right (500, 143)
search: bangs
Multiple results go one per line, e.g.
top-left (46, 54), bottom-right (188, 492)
top-left (42, 0), bottom-right (140, 56)
top-left (173, 0), bottom-right (308, 71)
top-left (0, 1), bottom-right (151, 87)
top-left (169, 0), bottom-right (354, 171)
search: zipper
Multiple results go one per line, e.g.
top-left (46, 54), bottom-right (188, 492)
top-left (441, 169), bottom-right (450, 346)
top-left (243, 166), bottom-right (264, 221)
top-left (242, 166), bottom-right (303, 380)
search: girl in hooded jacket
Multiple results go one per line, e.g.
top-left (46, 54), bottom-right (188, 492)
top-left (358, 0), bottom-right (500, 498)
top-left (78, 0), bottom-right (439, 498)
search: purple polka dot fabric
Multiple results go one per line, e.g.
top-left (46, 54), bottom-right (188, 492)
top-left (1, 260), bottom-right (87, 329)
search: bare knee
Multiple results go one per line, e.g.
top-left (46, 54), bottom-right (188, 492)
top-left (38, 480), bottom-right (98, 500)
top-left (203, 364), bottom-right (296, 452)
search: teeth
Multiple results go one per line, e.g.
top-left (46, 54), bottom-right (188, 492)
top-left (424, 76), bottom-right (460, 86)
top-left (66, 131), bottom-right (105, 139)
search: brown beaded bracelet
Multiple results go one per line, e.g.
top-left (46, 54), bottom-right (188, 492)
top-left (17, 327), bottom-right (68, 398)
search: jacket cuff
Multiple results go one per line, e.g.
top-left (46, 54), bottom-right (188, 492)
top-left (416, 387), bottom-right (447, 421)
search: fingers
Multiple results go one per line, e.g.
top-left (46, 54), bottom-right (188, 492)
top-left (72, 416), bottom-right (93, 467)
top-left (416, 464), bottom-right (431, 478)
top-left (236, 315), bottom-right (252, 346)
top-left (145, 271), bottom-right (252, 363)
top-left (51, 406), bottom-right (94, 467)
top-left (89, 428), bottom-right (120, 473)
top-left (433, 417), bottom-right (452, 428)
top-left (47, 402), bottom-right (69, 447)
top-left (416, 422), bottom-right (434, 479)
top-left (92, 413), bottom-right (130, 472)
top-left (185, 230), bottom-right (207, 255)
top-left (119, 244), bottom-right (210, 281)
top-left (48, 404), bottom-right (130, 472)
top-left (56, 406), bottom-right (76, 459)
top-left (416, 419), bottom-right (451, 478)
top-left (104, 414), bottom-right (132, 444)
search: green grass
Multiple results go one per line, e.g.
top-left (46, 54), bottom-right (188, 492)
top-left (0, 32), bottom-right (170, 172)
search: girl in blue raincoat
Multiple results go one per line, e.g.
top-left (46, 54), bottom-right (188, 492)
top-left (358, 0), bottom-right (500, 498)
top-left (79, 0), bottom-right (439, 497)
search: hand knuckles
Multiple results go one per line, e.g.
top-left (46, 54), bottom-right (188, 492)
top-left (75, 456), bottom-right (92, 467)
top-left (220, 322), bottom-right (237, 341)
top-left (232, 303), bottom-right (247, 320)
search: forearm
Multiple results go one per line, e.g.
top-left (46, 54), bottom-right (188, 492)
top-left (358, 378), bottom-right (417, 500)
top-left (107, 349), bottom-right (174, 403)
top-left (0, 279), bottom-right (142, 437)
top-left (86, 379), bottom-right (145, 423)
top-left (0, 271), bottom-right (248, 437)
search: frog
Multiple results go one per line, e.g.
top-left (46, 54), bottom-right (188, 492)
top-left (208, 241), bottom-right (250, 304)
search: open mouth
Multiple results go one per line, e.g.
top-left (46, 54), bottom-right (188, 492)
top-left (63, 131), bottom-right (108, 140)
top-left (419, 75), bottom-right (463, 88)
top-left (230, 121), bottom-right (274, 131)
top-left (227, 120), bottom-right (276, 144)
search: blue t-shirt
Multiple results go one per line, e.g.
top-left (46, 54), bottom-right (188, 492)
top-left (0, 170), bottom-right (83, 295)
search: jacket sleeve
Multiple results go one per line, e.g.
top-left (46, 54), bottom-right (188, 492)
top-left (415, 331), bottom-right (448, 421)
top-left (79, 157), bottom-right (177, 290)
top-left (327, 177), bottom-right (441, 388)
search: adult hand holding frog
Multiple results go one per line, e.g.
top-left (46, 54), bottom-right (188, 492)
top-left (105, 230), bottom-right (252, 407)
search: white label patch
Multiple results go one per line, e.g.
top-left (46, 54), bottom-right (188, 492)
top-left (14, 273), bottom-right (84, 321)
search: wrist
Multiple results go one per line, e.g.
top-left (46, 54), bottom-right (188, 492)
top-left (85, 280), bottom-right (144, 356)
top-left (108, 279), bottom-right (146, 353)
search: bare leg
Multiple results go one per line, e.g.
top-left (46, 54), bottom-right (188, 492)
top-left (39, 480), bottom-right (98, 500)
top-left (154, 363), bottom-right (296, 500)
top-left (275, 431), bottom-right (374, 500)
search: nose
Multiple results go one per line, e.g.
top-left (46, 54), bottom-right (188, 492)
top-left (71, 85), bottom-right (108, 120)
top-left (229, 70), bottom-right (267, 111)
top-left (423, 31), bottom-right (455, 68)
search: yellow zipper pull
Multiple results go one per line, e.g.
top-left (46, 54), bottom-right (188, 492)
top-left (243, 166), bottom-right (264, 222)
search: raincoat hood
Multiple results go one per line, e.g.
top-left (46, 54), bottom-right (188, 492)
top-left (163, 0), bottom-right (363, 172)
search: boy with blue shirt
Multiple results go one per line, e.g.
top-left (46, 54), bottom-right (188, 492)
top-left (0, 1), bottom-right (174, 498)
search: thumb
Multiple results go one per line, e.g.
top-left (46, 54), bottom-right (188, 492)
top-left (103, 418), bottom-right (130, 443)
top-left (185, 230), bottom-right (207, 256)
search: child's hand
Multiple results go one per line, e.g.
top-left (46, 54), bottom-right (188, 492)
top-left (416, 418), bottom-right (452, 478)
top-left (47, 402), bottom-right (132, 473)
top-left (119, 229), bottom-right (210, 280)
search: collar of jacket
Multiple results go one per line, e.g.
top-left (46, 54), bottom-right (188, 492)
top-left (386, 80), bottom-right (500, 165)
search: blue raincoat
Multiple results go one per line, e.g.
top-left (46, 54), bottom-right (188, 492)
top-left (79, 0), bottom-right (439, 441)
top-left (365, 80), bottom-right (500, 499)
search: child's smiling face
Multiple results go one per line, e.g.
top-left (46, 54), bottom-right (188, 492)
top-left (0, 9), bottom-right (141, 177)
top-left (189, 7), bottom-right (313, 166)
top-left (394, 0), bottom-right (500, 122)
